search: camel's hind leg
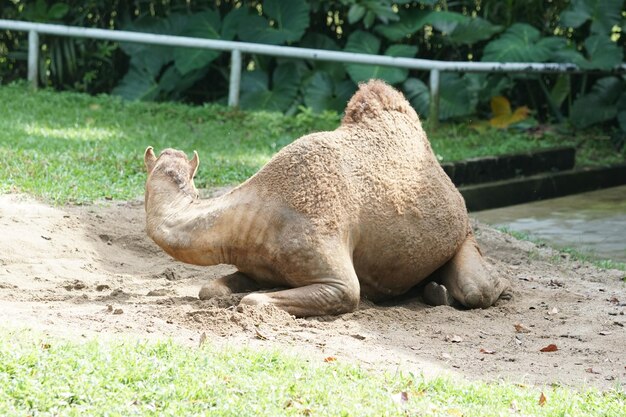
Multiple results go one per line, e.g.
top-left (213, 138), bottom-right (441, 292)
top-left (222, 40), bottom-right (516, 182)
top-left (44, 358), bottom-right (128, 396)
top-left (425, 233), bottom-right (510, 308)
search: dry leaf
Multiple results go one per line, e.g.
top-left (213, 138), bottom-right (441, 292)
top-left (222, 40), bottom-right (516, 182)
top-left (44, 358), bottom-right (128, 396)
top-left (480, 348), bottom-right (496, 354)
top-left (391, 391), bottom-right (409, 405)
top-left (255, 328), bottom-right (271, 340)
top-left (514, 323), bottom-right (531, 333)
top-left (323, 356), bottom-right (336, 363)
top-left (609, 296), bottom-right (619, 304)
top-left (538, 392), bottom-right (547, 406)
top-left (540, 344), bottom-right (558, 352)
top-left (585, 368), bottom-right (600, 374)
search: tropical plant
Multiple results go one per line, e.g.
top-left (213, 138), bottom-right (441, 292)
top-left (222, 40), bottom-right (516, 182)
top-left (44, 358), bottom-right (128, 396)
top-left (1, 0), bottom-right (624, 140)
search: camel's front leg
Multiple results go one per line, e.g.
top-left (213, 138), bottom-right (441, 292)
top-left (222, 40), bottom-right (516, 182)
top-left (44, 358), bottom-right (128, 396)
top-left (199, 271), bottom-right (260, 300)
top-left (240, 274), bottom-right (360, 317)
top-left (426, 232), bottom-right (511, 308)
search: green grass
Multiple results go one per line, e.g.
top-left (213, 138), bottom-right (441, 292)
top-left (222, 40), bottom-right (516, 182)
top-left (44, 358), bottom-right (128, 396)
top-left (1, 83), bottom-right (623, 204)
top-left (0, 83), bottom-right (339, 204)
top-left (1, 329), bottom-right (624, 417)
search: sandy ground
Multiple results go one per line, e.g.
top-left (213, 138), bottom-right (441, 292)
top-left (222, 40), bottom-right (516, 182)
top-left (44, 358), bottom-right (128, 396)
top-left (0, 192), bottom-right (624, 390)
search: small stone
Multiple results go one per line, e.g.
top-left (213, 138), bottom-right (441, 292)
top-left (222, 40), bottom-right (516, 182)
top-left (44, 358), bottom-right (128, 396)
top-left (147, 289), bottom-right (168, 296)
top-left (113, 308), bottom-right (123, 315)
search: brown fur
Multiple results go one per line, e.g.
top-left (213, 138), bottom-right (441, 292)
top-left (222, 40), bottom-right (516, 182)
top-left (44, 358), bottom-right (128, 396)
top-left (144, 79), bottom-right (510, 317)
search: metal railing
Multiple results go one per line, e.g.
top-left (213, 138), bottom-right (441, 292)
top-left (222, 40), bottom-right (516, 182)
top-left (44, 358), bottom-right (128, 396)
top-left (2, 19), bottom-right (625, 125)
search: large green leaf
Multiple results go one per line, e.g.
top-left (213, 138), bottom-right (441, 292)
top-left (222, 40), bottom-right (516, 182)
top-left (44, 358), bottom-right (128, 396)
top-left (174, 10), bottom-right (222, 75)
top-left (552, 35), bottom-right (624, 70)
top-left (464, 73), bottom-right (514, 105)
top-left (560, 0), bottom-right (623, 35)
top-left (374, 9), bottom-right (469, 41)
top-left (119, 15), bottom-right (180, 76)
top-left (344, 31), bottom-right (416, 84)
top-left (579, 35), bottom-right (624, 70)
top-left (112, 67), bottom-right (159, 101)
top-left (570, 77), bottom-right (624, 129)
top-left (221, 7), bottom-right (245, 41)
top-left (429, 11), bottom-right (471, 34)
top-left (403, 74), bottom-right (475, 120)
top-left (482, 23), bottom-right (563, 62)
top-left (438, 73), bottom-right (476, 120)
top-left (304, 72), bottom-right (356, 113)
top-left (264, 0), bottom-right (310, 42)
top-left (300, 33), bottom-right (345, 79)
top-left (446, 17), bottom-right (503, 45)
top-left (239, 63), bottom-right (300, 112)
top-left (402, 78), bottom-right (430, 117)
top-left (238, 0), bottom-right (309, 45)
top-left (374, 9), bottom-right (432, 41)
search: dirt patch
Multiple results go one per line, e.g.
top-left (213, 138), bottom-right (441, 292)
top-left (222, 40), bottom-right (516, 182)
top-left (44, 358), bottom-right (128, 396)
top-left (1, 193), bottom-right (624, 389)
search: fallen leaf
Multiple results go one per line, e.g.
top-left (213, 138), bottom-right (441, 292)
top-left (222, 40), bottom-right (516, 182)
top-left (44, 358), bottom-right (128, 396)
top-left (391, 391), bottom-right (409, 405)
top-left (254, 328), bottom-right (271, 340)
top-left (480, 348), bottom-right (496, 354)
top-left (609, 296), bottom-right (619, 304)
top-left (41, 343), bottom-right (51, 350)
top-left (585, 368), bottom-right (600, 374)
top-left (540, 344), bottom-right (558, 352)
top-left (538, 392), bottom-right (547, 406)
top-left (323, 356), bottom-right (336, 363)
top-left (514, 323), bottom-right (531, 333)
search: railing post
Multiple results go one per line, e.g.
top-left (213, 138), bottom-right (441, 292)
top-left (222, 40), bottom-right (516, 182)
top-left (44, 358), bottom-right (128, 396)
top-left (228, 49), bottom-right (242, 107)
top-left (27, 30), bottom-right (39, 89)
top-left (428, 69), bottom-right (440, 130)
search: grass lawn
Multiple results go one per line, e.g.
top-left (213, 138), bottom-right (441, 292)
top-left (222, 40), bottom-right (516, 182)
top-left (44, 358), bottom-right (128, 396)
top-left (1, 82), bottom-right (623, 205)
top-left (1, 329), bottom-right (624, 417)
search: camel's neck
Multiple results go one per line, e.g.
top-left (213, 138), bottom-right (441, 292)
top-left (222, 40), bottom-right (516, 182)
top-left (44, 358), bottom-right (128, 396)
top-left (145, 187), bottom-right (230, 266)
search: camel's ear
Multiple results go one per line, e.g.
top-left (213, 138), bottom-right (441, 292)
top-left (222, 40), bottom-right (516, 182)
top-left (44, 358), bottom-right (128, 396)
top-left (144, 146), bottom-right (157, 173)
top-left (189, 150), bottom-right (199, 179)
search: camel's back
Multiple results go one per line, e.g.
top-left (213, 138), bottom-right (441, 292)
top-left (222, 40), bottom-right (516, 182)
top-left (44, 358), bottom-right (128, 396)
top-left (246, 81), bottom-right (469, 293)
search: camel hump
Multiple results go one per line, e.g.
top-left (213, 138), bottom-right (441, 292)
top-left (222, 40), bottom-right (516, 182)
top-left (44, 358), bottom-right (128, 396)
top-left (342, 79), bottom-right (418, 125)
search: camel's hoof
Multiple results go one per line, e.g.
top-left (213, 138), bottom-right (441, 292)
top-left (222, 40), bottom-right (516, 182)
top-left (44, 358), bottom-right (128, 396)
top-left (423, 282), bottom-right (455, 306)
top-left (198, 283), bottom-right (230, 300)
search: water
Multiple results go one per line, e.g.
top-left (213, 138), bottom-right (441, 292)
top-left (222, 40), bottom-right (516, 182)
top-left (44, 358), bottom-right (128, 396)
top-left (472, 185), bottom-right (626, 262)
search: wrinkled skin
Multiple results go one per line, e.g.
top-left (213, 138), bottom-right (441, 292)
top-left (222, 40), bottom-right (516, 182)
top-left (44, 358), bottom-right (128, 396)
top-left (144, 80), bottom-right (510, 317)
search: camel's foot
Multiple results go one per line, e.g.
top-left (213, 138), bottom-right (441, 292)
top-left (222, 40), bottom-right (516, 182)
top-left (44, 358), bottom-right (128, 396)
top-left (422, 282), bottom-right (456, 307)
top-left (198, 272), bottom-right (259, 300)
top-left (437, 233), bottom-right (510, 309)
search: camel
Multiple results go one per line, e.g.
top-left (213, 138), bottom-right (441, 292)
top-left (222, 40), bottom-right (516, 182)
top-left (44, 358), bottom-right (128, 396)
top-left (144, 79), bottom-right (510, 317)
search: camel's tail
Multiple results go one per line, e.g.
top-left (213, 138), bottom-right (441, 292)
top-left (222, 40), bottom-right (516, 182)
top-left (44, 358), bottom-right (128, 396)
top-left (342, 79), bottom-right (419, 125)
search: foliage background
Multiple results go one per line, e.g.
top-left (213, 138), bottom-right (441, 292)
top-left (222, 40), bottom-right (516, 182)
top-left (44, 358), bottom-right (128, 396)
top-left (1, 0), bottom-right (625, 138)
